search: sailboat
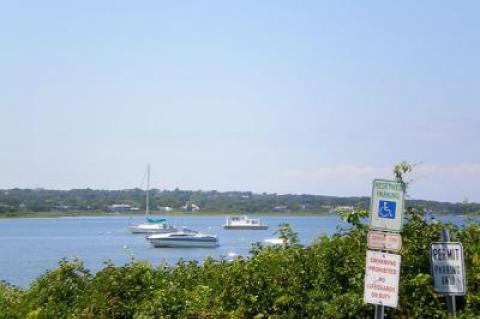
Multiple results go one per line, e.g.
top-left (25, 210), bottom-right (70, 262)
top-left (128, 165), bottom-right (177, 234)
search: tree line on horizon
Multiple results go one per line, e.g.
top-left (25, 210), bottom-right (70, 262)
top-left (0, 188), bottom-right (478, 215)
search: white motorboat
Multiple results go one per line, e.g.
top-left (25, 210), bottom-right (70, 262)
top-left (264, 237), bottom-right (287, 246)
top-left (146, 229), bottom-right (218, 248)
top-left (223, 215), bottom-right (268, 230)
top-left (129, 165), bottom-right (177, 234)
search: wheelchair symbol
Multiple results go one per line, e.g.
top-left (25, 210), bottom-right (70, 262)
top-left (378, 200), bottom-right (396, 219)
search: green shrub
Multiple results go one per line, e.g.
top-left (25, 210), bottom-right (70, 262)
top-left (71, 261), bottom-right (160, 319)
top-left (21, 259), bottom-right (90, 319)
top-left (1, 217), bottom-right (479, 318)
top-left (0, 282), bottom-right (24, 319)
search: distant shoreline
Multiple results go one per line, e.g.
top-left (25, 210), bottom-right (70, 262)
top-left (1, 210), bottom-right (476, 220)
top-left (2, 189), bottom-right (478, 218)
top-left (0, 210), bottom-right (338, 219)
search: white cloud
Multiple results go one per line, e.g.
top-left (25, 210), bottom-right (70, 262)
top-left (280, 163), bottom-right (480, 202)
top-left (410, 163), bottom-right (480, 180)
top-left (281, 164), bottom-right (390, 180)
top-left (312, 165), bottom-right (390, 178)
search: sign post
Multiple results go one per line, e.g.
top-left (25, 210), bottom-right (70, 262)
top-left (431, 229), bottom-right (466, 317)
top-left (365, 178), bottom-right (405, 318)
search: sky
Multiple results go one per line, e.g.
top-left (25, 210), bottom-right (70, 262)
top-left (0, 1), bottom-right (479, 202)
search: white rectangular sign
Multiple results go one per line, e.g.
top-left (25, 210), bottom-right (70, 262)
top-left (369, 179), bottom-right (405, 232)
top-left (431, 242), bottom-right (466, 295)
top-left (364, 250), bottom-right (401, 308)
top-left (367, 230), bottom-right (402, 252)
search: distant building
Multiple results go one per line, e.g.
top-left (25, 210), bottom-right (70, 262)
top-left (300, 204), bottom-right (313, 211)
top-left (182, 203), bottom-right (200, 212)
top-left (52, 205), bottom-right (72, 211)
top-left (334, 206), bottom-right (354, 212)
top-left (159, 206), bottom-right (173, 212)
top-left (108, 204), bottom-right (133, 212)
top-left (273, 205), bottom-right (290, 212)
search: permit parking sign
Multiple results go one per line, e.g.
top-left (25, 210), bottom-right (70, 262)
top-left (431, 242), bottom-right (466, 295)
top-left (370, 179), bottom-right (405, 232)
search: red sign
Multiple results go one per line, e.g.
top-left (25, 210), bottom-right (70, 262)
top-left (367, 230), bottom-right (402, 252)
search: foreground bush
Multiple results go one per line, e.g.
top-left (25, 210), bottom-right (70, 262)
top-left (1, 213), bottom-right (479, 319)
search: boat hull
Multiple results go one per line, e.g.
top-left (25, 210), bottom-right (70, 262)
top-left (128, 225), bottom-right (177, 234)
top-left (223, 225), bottom-right (268, 230)
top-left (147, 238), bottom-right (218, 248)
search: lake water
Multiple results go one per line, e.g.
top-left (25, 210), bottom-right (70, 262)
top-left (0, 214), bottom-right (471, 287)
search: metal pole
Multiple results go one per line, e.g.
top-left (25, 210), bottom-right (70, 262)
top-left (374, 248), bottom-right (387, 319)
top-left (146, 164), bottom-right (150, 216)
top-left (441, 228), bottom-right (456, 318)
top-left (372, 175), bottom-right (402, 319)
top-left (374, 304), bottom-right (384, 319)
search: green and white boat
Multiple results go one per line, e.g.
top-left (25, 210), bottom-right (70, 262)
top-left (128, 165), bottom-right (177, 234)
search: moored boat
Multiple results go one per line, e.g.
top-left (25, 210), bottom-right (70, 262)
top-left (264, 237), bottom-right (287, 246)
top-left (146, 229), bottom-right (219, 248)
top-left (128, 220), bottom-right (177, 234)
top-left (128, 165), bottom-right (178, 234)
top-left (223, 215), bottom-right (268, 230)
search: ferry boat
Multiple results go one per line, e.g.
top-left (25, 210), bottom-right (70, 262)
top-left (223, 216), bottom-right (268, 230)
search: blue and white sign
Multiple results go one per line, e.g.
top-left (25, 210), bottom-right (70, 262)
top-left (370, 179), bottom-right (405, 232)
top-left (378, 200), bottom-right (396, 219)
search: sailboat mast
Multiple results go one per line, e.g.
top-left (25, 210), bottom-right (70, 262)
top-left (146, 164), bottom-right (150, 216)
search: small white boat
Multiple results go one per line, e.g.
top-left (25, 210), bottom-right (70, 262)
top-left (264, 237), bottom-right (286, 246)
top-left (223, 216), bottom-right (268, 230)
top-left (146, 229), bottom-right (219, 248)
top-left (128, 220), bottom-right (177, 234)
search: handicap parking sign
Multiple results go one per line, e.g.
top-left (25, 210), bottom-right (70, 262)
top-left (378, 200), bottom-right (396, 219)
top-left (370, 179), bottom-right (405, 232)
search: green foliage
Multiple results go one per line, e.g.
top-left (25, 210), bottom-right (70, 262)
top-left (22, 259), bottom-right (91, 319)
top-left (0, 282), bottom-right (24, 319)
top-left (393, 161), bottom-right (413, 180)
top-left (71, 261), bottom-right (160, 319)
top-left (273, 223), bottom-right (300, 246)
top-left (2, 188), bottom-right (478, 215)
top-left (339, 209), bottom-right (369, 228)
top-left (1, 220), bottom-right (480, 318)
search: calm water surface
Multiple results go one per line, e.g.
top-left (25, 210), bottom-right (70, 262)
top-left (0, 214), bottom-right (471, 287)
